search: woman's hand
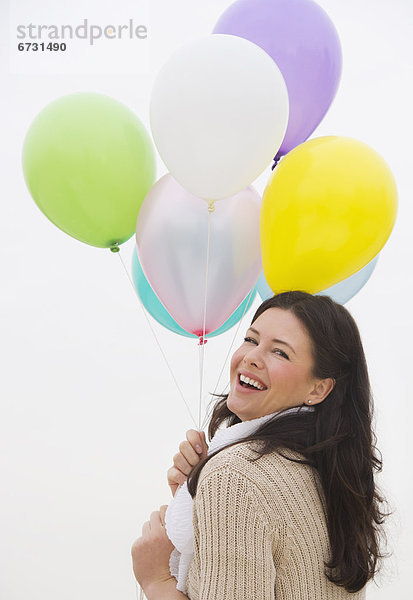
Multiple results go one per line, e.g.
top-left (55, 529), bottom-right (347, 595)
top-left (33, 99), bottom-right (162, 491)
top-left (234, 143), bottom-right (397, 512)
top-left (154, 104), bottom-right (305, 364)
top-left (131, 505), bottom-right (176, 593)
top-left (167, 429), bottom-right (209, 497)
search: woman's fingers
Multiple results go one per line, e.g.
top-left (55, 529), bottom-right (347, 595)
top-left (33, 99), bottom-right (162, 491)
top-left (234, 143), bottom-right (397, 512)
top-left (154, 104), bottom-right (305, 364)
top-left (167, 430), bottom-right (208, 498)
top-left (142, 520), bottom-right (150, 536)
top-left (199, 431), bottom-right (208, 455)
top-left (180, 438), bottom-right (201, 465)
top-left (173, 449), bottom-right (195, 474)
top-left (149, 509), bottom-right (167, 531)
top-left (159, 505), bottom-right (168, 526)
top-left (167, 465), bottom-right (187, 488)
top-left (186, 429), bottom-right (208, 456)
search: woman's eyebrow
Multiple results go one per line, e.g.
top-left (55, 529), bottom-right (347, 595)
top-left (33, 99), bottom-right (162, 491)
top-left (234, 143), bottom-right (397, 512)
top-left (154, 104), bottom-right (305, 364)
top-left (247, 326), bottom-right (296, 355)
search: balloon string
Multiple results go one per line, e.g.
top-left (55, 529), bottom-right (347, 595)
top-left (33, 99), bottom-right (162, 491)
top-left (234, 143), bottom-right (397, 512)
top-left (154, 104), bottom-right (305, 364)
top-left (200, 284), bottom-right (256, 432)
top-left (115, 248), bottom-right (199, 430)
top-left (198, 343), bottom-right (205, 431)
top-left (198, 202), bottom-right (214, 430)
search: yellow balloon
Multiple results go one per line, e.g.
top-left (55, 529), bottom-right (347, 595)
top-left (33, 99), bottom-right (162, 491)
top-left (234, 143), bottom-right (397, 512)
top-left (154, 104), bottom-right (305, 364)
top-left (260, 136), bottom-right (398, 294)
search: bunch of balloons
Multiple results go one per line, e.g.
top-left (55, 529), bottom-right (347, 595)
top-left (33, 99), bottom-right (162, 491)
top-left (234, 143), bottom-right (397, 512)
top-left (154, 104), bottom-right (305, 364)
top-left (22, 0), bottom-right (398, 344)
top-left (211, 0), bottom-right (397, 300)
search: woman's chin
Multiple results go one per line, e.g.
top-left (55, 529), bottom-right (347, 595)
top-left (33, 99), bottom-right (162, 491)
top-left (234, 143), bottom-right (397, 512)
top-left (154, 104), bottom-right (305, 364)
top-left (227, 394), bottom-right (246, 418)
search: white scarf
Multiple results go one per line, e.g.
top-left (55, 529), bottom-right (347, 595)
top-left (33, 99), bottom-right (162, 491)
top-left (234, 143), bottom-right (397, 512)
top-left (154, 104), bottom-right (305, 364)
top-left (165, 405), bottom-right (314, 593)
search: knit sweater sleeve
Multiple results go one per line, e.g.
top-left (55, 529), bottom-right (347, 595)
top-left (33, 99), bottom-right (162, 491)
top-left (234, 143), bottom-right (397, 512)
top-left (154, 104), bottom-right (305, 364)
top-left (193, 465), bottom-right (277, 600)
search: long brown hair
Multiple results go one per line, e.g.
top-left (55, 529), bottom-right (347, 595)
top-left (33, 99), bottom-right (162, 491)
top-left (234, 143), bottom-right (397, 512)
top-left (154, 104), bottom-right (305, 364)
top-left (187, 291), bottom-right (391, 593)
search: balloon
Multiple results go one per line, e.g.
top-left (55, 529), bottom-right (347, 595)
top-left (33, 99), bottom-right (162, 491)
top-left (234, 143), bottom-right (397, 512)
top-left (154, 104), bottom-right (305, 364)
top-left (22, 93), bottom-right (156, 248)
top-left (256, 255), bottom-right (379, 305)
top-left (131, 247), bottom-right (257, 338)
top-left (316, 255), bottom-right (379, 304)
top-left (150, 35), bottom-right (289, 200)
top-left (213, 0), bottom-right (342, 159)
top-left (136, 174), bottom-right (262, 336)
top-left (260, 137), bottom-right (397, 294)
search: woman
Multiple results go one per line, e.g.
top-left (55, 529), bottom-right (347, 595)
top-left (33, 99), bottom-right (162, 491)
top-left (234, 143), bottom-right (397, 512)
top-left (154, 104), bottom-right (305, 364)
top-left (132, 291), bottom-right (391, 599)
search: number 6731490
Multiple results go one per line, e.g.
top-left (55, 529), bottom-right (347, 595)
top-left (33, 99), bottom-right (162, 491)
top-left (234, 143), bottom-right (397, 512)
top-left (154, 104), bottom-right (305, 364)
top-left (18, 42), bottom-right (66, 51)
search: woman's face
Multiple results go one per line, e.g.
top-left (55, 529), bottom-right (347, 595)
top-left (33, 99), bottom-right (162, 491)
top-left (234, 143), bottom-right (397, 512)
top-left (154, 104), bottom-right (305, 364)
top-left (228, 307), bottom-right (329, 422)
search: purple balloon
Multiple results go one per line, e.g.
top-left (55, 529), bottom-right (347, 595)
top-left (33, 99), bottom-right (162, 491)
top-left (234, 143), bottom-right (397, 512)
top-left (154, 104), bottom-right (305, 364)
top-left (213, 0), bottom-right (342, 160)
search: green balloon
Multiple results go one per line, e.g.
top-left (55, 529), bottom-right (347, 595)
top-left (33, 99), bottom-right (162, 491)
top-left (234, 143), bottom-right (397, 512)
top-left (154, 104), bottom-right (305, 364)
top-left (22, 93), bottom-right (156, 248)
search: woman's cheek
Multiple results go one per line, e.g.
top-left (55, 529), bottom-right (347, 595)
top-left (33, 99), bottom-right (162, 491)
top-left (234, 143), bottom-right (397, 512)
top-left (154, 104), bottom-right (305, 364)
top-left (230, 348), bottom-right (242, 371)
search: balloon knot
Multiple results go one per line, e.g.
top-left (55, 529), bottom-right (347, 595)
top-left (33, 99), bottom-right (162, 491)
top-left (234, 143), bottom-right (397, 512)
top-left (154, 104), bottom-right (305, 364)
top-left (271, 156), bottom-right (280, 171)
top-left (207, 201), bottom-right (215, 213)
top-left (110, 243), bottom-right (120, 253)
top-left (198, 336), bottom-right (208, 346)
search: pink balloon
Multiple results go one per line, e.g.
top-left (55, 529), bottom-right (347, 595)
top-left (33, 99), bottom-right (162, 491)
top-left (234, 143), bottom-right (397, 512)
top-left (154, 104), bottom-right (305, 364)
top-left (136, 174), bottom-right (262, 336)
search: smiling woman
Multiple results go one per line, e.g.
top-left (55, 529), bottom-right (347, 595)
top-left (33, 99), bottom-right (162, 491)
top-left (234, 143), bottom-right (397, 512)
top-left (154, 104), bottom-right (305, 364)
top-left (228, 308), bottom-right (336, 422)
top-left (181, 291), bottom-right (391, 599)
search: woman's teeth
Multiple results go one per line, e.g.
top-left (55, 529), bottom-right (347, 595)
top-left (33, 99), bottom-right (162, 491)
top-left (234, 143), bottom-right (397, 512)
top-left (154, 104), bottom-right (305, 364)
top-left (239, 374), bottom-right (265, 390)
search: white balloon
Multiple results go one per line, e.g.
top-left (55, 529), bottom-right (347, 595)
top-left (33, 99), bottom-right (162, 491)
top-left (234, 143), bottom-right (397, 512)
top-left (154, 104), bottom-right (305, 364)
top-left (150, 34), bottom-right (289, 200)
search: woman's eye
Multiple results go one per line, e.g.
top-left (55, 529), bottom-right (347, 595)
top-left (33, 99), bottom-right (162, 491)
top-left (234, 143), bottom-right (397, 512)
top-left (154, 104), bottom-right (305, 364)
top-left (273, 349), bottom-right (289, 359)
top-left (243, 337), bottom-right (289, 360)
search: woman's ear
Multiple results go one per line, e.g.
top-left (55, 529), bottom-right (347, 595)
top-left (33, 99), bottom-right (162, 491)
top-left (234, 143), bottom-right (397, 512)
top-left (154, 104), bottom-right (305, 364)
top-left (306, 377), bottom-right (336, 405)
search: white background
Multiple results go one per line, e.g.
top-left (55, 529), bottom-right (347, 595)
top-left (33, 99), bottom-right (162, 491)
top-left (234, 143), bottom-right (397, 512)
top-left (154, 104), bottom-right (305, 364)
top-left (1, 0), bottom-right (412, 598)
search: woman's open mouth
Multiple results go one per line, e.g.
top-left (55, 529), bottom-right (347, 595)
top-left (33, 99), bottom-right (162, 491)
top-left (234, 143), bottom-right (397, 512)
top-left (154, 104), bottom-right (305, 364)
top-left (236, 373), bottom-right (267, 392)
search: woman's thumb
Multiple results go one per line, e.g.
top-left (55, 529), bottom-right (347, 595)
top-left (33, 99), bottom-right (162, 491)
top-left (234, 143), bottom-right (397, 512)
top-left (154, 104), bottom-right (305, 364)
top-left (200, 431), bottom-right (208, 454)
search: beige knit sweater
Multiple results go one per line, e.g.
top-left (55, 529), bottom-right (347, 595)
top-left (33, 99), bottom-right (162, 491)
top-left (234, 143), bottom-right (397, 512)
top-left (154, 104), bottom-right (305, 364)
top-left (185, 440), bottom-right (367, 599)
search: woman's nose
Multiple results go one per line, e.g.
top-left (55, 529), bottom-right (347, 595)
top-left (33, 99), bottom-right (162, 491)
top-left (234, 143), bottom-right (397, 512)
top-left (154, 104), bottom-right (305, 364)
top-left (243, 348), bottom-right (263, 368)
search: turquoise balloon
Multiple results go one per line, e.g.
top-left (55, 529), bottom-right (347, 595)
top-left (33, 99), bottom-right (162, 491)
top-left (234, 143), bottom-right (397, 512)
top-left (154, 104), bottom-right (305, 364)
top-left (132, 248), bottom-right (256, 338)
top-left (257, 255), bottom-right (379, 304)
